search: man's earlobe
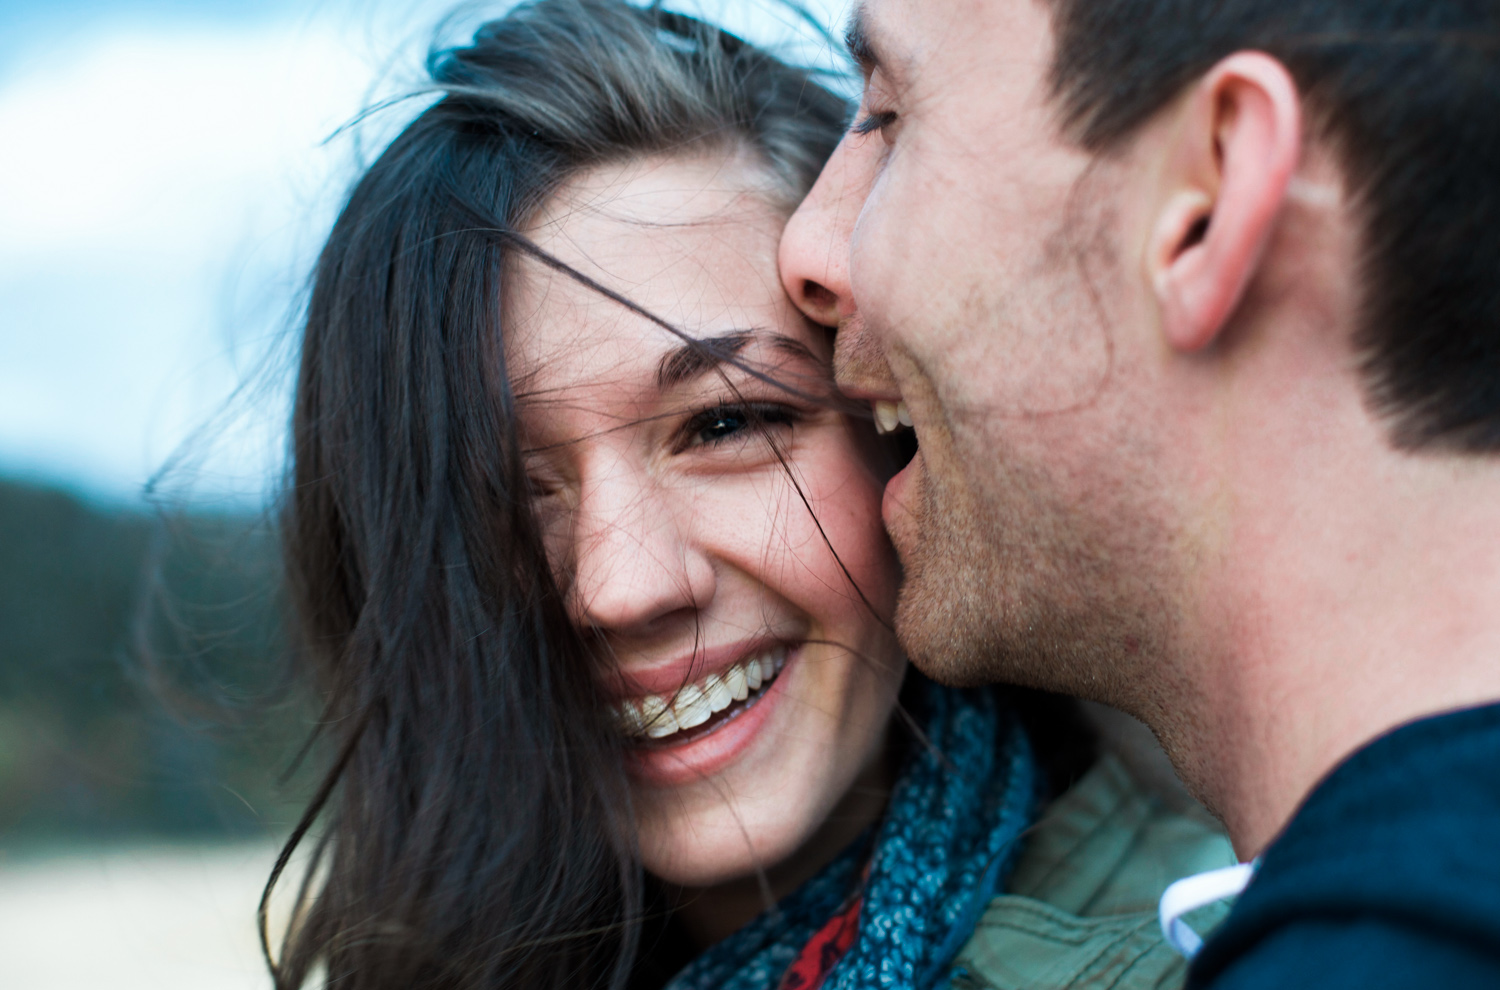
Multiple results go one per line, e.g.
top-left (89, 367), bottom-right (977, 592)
top-left (1150, 53), bottom-right (1302, 354)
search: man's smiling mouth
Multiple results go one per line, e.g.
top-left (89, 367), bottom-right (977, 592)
top-left (872, 399), bottom-right (913, 435)
top-left (871, 399), bottom-right (919, 478)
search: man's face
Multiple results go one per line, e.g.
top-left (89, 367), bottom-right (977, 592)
top-left (780, 0), bottom-right (1177, 702)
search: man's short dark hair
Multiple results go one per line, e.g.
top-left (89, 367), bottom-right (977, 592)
top-left (1043, 0), bottom-right (1500, 452)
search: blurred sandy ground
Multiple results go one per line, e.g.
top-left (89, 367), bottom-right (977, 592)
top-left (0, 843), bottom-right (286, 990)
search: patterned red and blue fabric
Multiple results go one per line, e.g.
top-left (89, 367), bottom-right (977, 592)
top-left (777, 871), bottom-right (865, 990)
top-left (662, 679), bottom-right (1039, 990)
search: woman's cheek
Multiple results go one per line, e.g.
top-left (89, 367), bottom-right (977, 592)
top-left (800, 449), bottom-right (902, 615)
top-left (674, 437), bottom-right (898, 620)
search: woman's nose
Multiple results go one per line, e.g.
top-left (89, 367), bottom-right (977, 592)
top-left (565, 463), bottom-right (714, 633)
top-left (779, 135), bottom-right (863, 329)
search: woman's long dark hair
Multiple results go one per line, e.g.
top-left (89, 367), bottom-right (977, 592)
top-left (268, 3), bottom-right (848, 988)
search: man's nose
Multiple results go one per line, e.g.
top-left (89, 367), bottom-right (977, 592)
top-left (565, 463), bottom-right (714, 634)
top-left (780, 135), bottom-right (863, 328)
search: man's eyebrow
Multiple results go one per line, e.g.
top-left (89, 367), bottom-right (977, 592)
top-left (656, 330), bottom-right (820, 389)
top-left (844, 4), bottom-right (880, 75)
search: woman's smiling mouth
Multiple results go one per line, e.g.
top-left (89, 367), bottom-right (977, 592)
top-left (614, 645), bottom-right (788, 745)
top-left (610, 642), bottom-right (801, 789)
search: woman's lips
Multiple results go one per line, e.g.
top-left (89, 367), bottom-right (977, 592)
top-left (608, 636), bottom-right (782, 700)
top-left (622, 645), bottom-right (797, 788)
top-left (613, 644), bottom-right (787, 740)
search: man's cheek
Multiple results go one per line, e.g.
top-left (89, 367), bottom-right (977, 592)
top-left (850, 171), bottom-right (932, 343)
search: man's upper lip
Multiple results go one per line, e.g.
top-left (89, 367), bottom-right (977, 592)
top-left (607, 636), bottom-right (785, 699)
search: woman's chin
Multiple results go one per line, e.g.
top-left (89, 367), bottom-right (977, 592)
top-left (638, 795), bottom-right (822, 893)
top-left (641, 833), bottom-right (792, 891)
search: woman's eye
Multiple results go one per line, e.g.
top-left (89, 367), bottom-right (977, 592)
top-left (699, 412), bottom-right (748, 443)
top-left (525, 473), bottom-right (560, 499)
top-left (681, 403), bottom-right (799, 450)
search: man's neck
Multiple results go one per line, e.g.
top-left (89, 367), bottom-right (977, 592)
top-left (1178, 424), bottom-right (1500, 858)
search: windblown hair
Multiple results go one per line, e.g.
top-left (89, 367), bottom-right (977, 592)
top-left (1041, 0), bottom-right (1500, 451)
top-left (270, 3), bottom-right (846, 988)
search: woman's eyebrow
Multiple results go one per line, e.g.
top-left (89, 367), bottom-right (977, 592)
top-left (656, 329), bottom-right (818, 388)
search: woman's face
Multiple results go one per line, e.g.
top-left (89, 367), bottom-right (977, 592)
top-left (508, 151), bottom-right (906, 892)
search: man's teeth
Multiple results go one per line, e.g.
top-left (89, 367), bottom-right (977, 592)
top-left (873, 400), bottom-right (913, 435)
top-left (615, 647), bottom-right (787, 741)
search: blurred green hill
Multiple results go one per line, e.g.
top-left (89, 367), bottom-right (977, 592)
top-left (0, 476), bottom-right (313, 848)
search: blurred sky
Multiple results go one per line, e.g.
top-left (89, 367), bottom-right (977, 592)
top-left (0, 0), bottom-right (851, 510)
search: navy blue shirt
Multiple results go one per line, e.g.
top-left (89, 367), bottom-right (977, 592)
top-left (1188, 702), bottom-right (1500, 989)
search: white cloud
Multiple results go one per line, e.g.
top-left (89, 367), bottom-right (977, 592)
top-left (0, 25), bottom-right (393, 258)
top-left (0, 21), bottom-right (385, 505)
top-left (0, 1), bottom-right (852, 507)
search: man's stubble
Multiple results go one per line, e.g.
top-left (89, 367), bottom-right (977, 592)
top-left (887, 185), bottom-right (1186, 729)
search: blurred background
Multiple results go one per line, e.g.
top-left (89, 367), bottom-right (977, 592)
top-left (0, 0), bottom-right (849, 985)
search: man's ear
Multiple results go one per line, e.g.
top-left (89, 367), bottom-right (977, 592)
top-left (1148, 53), bottom-right (1302, 352)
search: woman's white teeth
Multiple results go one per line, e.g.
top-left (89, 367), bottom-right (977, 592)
top-left (873, 400), bottom-right (912, 435)
top-left (636, 693), bottom-right (678, 738)
top-left (637, 695), bottom-right (679, 739)
top-left (705, 674), bottom-right (733, 712)
top-left (725, 664), bottom-right (749, 701)
top-left (674, 683), bottom-right (713, 729)
top-left (616, 647), bottom-right (787, 740)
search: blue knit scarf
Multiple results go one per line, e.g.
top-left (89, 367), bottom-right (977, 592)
top-left (662, 681), bottom-right (1038, 990)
